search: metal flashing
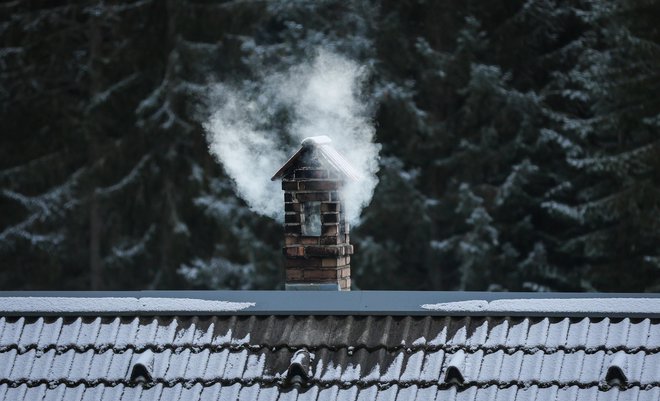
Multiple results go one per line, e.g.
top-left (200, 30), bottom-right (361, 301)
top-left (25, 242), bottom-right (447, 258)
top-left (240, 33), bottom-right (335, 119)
top-left (285, 283), bottom-right (340, 291)
top-left (0, 291), bottom-right (659, 317)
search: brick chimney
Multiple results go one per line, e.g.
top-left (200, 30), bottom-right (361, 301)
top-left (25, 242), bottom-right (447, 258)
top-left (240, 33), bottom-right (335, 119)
top-left (271, 136), bottom-right (358, 291)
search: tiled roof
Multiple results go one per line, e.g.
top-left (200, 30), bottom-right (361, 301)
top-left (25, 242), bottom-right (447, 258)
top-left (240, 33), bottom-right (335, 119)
top-left (2, 300), bottom-right (660, 401)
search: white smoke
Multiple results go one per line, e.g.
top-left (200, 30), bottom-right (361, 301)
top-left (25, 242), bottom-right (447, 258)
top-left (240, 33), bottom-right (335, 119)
top-left (205, 50), bottom-right (380, 224)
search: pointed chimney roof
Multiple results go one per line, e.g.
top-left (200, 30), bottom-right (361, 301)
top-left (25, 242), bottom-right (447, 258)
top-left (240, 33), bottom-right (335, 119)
top-left (271, 136), bottom-right (362, 182)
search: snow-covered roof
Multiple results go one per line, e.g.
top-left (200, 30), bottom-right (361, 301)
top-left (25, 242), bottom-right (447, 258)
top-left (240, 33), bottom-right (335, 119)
top-left (271, 136), bottom-right (362, 181)
top-left (1, 291), bottom-right (659, 400)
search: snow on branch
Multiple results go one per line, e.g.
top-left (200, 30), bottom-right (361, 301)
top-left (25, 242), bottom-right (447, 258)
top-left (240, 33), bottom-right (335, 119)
top-left (87, 73), bottom-right (139, 111)
top-left (95, 154), bottom-right (151, 198)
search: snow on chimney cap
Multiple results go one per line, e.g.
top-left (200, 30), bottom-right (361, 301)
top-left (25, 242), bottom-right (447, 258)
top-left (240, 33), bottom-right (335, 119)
top-left (301, 136), bottom-right (332, 147)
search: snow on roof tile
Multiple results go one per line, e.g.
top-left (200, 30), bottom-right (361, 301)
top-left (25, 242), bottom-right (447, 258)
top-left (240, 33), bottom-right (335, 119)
top-left (355, 385), bottom-right (378, 401)
top-left (517, 350), bottom-right (544, 383)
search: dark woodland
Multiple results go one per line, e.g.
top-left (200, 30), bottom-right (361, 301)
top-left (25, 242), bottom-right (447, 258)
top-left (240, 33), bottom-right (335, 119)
top-left (1, 0), bottom-right (659, 291)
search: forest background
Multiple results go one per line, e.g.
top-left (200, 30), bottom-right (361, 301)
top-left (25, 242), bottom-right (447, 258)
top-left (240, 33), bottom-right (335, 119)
top-left (1, 0), bottom-right (659, 292)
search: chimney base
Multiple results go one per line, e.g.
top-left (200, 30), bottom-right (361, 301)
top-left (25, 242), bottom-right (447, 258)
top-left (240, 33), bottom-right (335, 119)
top-left (285, 283), bottom-right (342, 291)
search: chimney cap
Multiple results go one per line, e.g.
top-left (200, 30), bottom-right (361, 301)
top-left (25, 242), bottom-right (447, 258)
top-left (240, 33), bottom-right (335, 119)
top-left (271, 136), bottom-right (362, 181)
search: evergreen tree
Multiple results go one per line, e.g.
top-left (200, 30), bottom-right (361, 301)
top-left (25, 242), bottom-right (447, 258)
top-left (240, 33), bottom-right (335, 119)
top-left (541, 0), bottom-right (660, 291)
top-left (1, 0), bottom-right (657, 292)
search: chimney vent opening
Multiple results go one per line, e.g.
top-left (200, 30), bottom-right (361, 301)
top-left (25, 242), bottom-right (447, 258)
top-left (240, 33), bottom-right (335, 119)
top-left (605, 352), bottom-right (628, 387)
top-left (302, 201), bottom-right (322, 236)
top-left (444, 350), bottom-right (466, 385)
top-left (286, 349), bottom-right (312, 389)
top-left (130, 351), bottom-right (154, 383)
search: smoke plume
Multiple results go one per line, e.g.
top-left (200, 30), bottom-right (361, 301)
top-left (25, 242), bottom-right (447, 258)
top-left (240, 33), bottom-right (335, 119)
top-left (205, 50), bottom-right (380, 224)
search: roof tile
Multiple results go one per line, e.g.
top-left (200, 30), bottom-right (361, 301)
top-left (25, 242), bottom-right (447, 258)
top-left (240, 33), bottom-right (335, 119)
top-left (584, 318), bottom-right (609, 350)
top-left (505, 318), bottom-right (529, 349)
top-left (16, 317), bottom-right (44, 351)
top-left (2, 310), bottom-right (660, 400)
top-left (95, 317), bottom-right (120, 350)
top-left (494, 386), bottom-right (518, 401)
top-left (645, 318), bottom-right (660, 348)
top-left (554, 386), bottom-right (581, 401)
top-left (557, 350), bottom-right (583, 382)
top-left (640, 352), bottom-right (660, 383)
top-left (411, 385), bottom-right (436, 401)
top-left (198, 383), bottom-right (222, 401)
top-left (641, 387), bottom-right (660, 401)
top-left (0, 349), bottom-right (15, 380)
top-left (36, 318), bottom-right (62, 349)
top-left (355, 386), bottom-right (378, 401)
top-left (605, 318), bottom-right (632, 349)
top-left (418, 349), bottom-right (444, 382)
top-left (189, 348), bottom-right (212, 380)
top-left (565, 317), bottom-right (590, 349)
top-left (544, 318), bottom-right (570, 349)
top-left (579, 349), bottom-right (606, 383)
top-left (373, 384), bottom-right (398, 401)
top-left (517, 349), bottom-right (544, 382)
top-left (394, 385), bottom-right (418, 400)
top-left (525, 317), bottom-right (549, 348)
top-left (484, 318), bottom-right (509, 347)
top-left (399, 350), bottom-right (425, 382)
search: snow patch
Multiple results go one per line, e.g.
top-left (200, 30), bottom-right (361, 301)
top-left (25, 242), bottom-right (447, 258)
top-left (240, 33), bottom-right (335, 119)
top-left (0, 297), bottom-right (256, 313)
top-left (420, 298), bottom-right (660, 314)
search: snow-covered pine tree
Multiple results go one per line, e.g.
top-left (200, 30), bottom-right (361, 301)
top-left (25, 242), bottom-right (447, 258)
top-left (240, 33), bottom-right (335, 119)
top-left (541, 0), bottom-right (660, 291)
top-left (0, 0), bottom-right (282, 290)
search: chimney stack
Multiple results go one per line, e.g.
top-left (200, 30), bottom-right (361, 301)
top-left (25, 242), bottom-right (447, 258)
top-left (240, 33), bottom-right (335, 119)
top-left (272, 136), bottom-right (358, 291)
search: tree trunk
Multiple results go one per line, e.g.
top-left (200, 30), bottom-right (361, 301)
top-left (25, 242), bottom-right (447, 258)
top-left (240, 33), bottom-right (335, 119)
top-left (88, 3), bottom-right (103, 290)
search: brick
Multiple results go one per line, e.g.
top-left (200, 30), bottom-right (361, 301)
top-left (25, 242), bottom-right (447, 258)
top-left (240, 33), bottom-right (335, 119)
top-left (320, 202), bottom-right (340, 213)
top-left (295, 192), bottom-right (330, 202)
top-left (285, 202), bottom-right (302, 212)
top-left (285, 235), bottom-right (299, 246)
top-left (284, 246), bottom-right (305, 257)
top-left (322, 224), bottom-right (338, 236)
top-left (305, 246), bottom-right (341, 257)
top-left (330, 191), bottom-right (341, 201)
top-left (282, 181), bottom-right (299, 191)
top-left (284, 193), bottom-right (294, 202)
top-left (294, 169), bottom-right (328, 179)
top-left (300, 236), bottom-right (319, 245)
top-left (285, 258), bottom-right (324, 268)
top-left (339, 266), bottom-right (351, 278)
top-left (319, 235), bottom-right (339, 245)
top-left (298, 180), bottom-right (339, 191)
top-left (303, 269), bottom-right (341, 280)
top-left (343, 234), bottom-right (350, 244)
top-left (344, 245), bottom-right (354, 255)
top-left (286, 268), bottom-right (303, 281)
top-left (285, 224), bottom-right (301, 235)
top-left (285, 213), bottom-right (299, 224)
top-left (339, 277), bottom-right (351, 290)
top-left (322, 213), bottom-right (339, 223)
top-left (322, 256), bottom-right (348, 268)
